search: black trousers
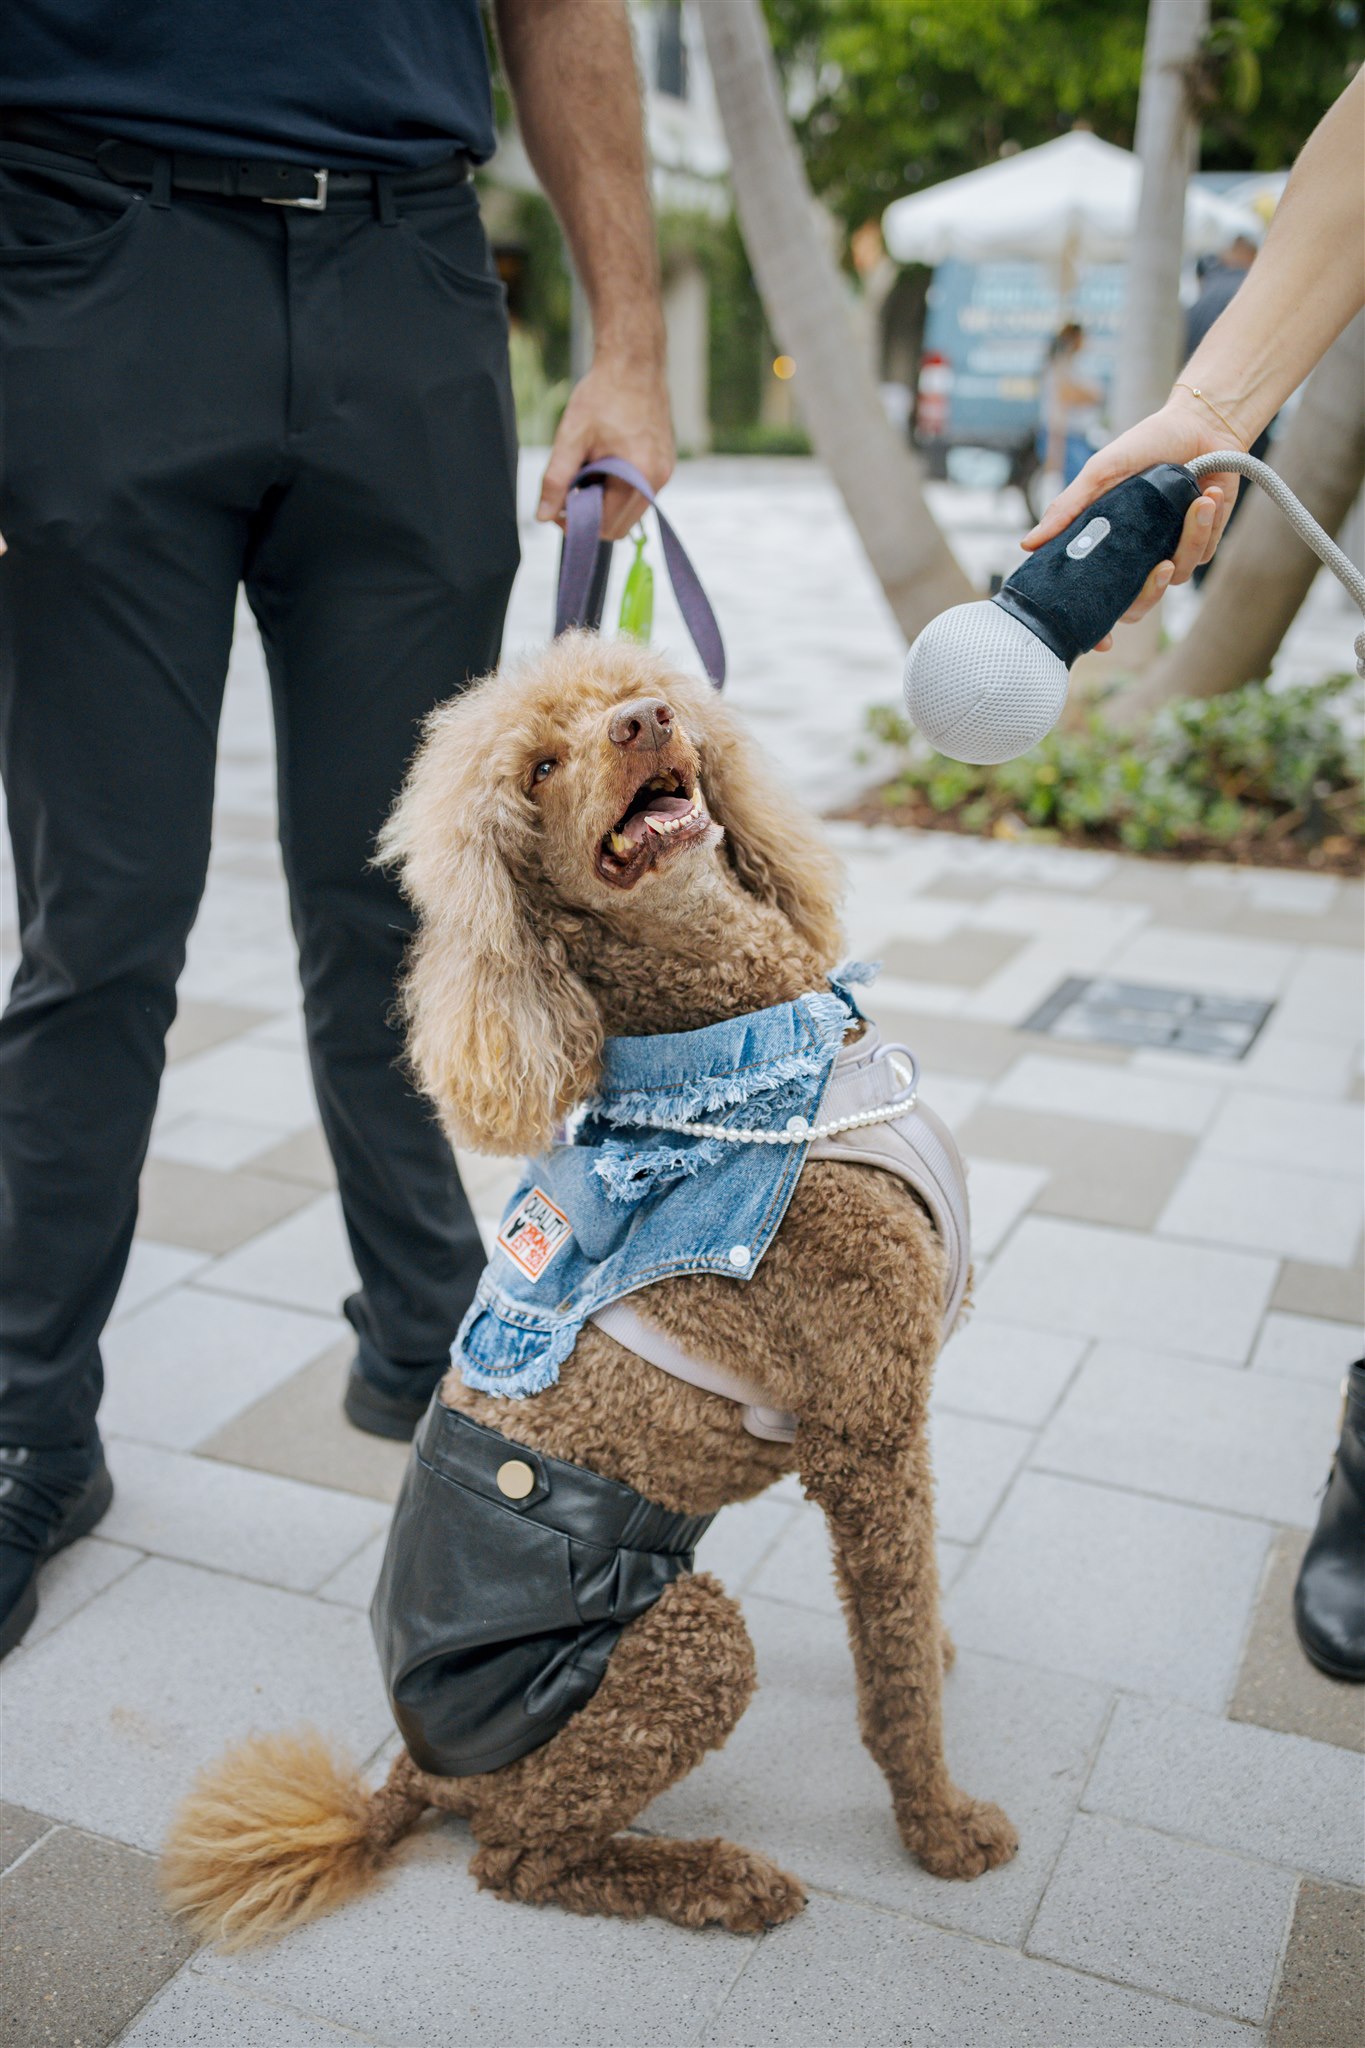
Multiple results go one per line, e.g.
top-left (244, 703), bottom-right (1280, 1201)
top-left (0, 139), bottom-right (520, 1447)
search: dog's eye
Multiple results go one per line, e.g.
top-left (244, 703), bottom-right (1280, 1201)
top-left (531, 758), bottom-right (557, 786)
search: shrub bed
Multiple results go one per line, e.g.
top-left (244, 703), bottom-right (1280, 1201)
top-left (840, 675), bottom-right (1364, 873)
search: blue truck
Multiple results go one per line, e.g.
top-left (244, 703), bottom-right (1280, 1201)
top-left (913, 260), bottom-right (1124, 513)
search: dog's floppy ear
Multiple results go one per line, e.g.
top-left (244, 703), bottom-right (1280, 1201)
top-left (676, 681), bottom-right (845, 965)
top-left (377, 695), bottom-right (602, 1156)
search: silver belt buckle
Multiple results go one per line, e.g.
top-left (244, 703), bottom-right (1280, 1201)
top-left (264, 168), bottom-right (328, 211)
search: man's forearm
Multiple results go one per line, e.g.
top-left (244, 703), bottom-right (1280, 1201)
top-left (495, 0), bottom-right (664, 366)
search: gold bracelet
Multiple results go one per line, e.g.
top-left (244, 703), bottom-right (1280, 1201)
top-left (1174, 383), bottom-right (1247, 447)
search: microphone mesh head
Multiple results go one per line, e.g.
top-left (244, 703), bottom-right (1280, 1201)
top-left (902, 602), bottom-right (1069, 765)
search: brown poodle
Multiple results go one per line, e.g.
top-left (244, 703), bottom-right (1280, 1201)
top-left (162, 633), bottom-right (1017, 1945)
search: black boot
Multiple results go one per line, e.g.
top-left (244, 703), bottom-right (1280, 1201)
top-left (343, 1359), bottom-right (445, 1442)
top-left (0, 1441), bottom-right (114, 1660)
top-left (1293, 1361), bottom-right (1365, 1682)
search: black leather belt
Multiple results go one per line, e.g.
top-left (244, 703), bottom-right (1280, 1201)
top-left (0, 110), bottom-right (474, 210)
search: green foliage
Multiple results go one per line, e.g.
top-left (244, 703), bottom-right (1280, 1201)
top-left (711, 422), bottom-right (813, 456)
top-left (506, 189), bottom-right (572, 385)
top-left (868, 676), bottom-right (1364, 856)
top-left (763, 0), bottom-right (1365, 234)
top-left (658, 210), bottom-right (772, 436)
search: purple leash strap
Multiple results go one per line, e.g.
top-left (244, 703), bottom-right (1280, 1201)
top-left (554, 456), bottom-right (726, 689)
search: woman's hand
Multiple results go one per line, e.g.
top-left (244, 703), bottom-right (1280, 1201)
top-left (1022, 392), bottom-right (1243, 633)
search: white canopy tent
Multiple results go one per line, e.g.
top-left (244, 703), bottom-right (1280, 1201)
top-left (882, 131), bottom-right (1262, 270)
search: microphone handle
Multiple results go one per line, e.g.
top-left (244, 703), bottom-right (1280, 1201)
top-left (993, 465), bottom-right (1201, 667)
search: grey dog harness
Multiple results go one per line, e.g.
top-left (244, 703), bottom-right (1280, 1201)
top-left (589, 1025), bottom-right (971, 1443)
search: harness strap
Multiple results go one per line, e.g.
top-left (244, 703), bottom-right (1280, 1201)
top-left (589, 1028), bottom-right (973, 1442)
top-left (589, 1300), bottom-right (798, 1444)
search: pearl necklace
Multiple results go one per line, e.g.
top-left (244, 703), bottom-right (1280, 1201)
top-left (628, 1051), bottom-right (920, 1148)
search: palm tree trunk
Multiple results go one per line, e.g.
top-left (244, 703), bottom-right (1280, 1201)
top-left (695, 0), bottom-right (973, 637)
top-left (1109, 313), bottom-right (1365, 726)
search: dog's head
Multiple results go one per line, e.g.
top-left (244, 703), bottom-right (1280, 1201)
top-left (379, 633), bottom-right (843, 1154)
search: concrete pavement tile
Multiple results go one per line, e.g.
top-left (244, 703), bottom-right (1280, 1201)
top-left (149, 1113), bottom-right (300, 1172)
top-left (101, 1441), bottom-right (386, 1592)
top-left (23, 1536), bottom-right (141, 1648)
top-left (1267, 1879), bottom-right (1365, 2048)
top-left (649, 1598), bottom-right (1110, 1948)
top-left (746, 1502), bottom-right (969, 1617)
top-left (213, 807), bottom-right (277, 843)
top-left (958, 1103), bottom-right (1195, 1230)
top-left (694, 1493), bottom-right (801, 1591)
top-left (979, 1218), bottom-right (1277, 1363)
top-left (1133, 1021), bottom-right (1359, 1100)
top-left (947, 1473), bottom-right (1271, 1710)
top-left (1026, 1811), bottom-right (1295, 2023)
top-left (1, 1803), bottom-right (53, 1874)
top-left (102, 1287), bottom-right (343, 1451)
top-left (991, 1052), bottom-right (1219, 1134)
top-left (1203, 1091), bottom-right (1364, 1177)
top-left (136, 1158), bottom-right (315, 1255)
top-left (698, 1891), bottom-right (1260, 2047)
top-left (0, 1827), bottom-right (193, 2048)
top-left (199, 1193), bottom-right (358, 1315)
top-left (928, 1408), bottom-right (1033, 1543)
top-left (962, 941), bottom-right (1112, 1025)
top-left (879, 928), bottom-right (1027, 989)
top-left (932, 1316), bottom-right (1086, 1427)
top-left (1034, 1345), bottom-right (1342, 1527)
top-left (244, 1008), bottom-right (308, 1050)
top-left (0, 1558), bottom-right (391, 1850)
top-left (250, 1123), bottom-right (336, 1189)
top-left (1275, 945), bottom-right (1365, 1040)
top-left (918, 870), bottom-right (1001, 903)
top-left (313, 1526), bottom-right (391, 1610)
top-left (967, 889), bottom-right (1148, 948)
top-left (157, 1039), bottom-right (319, 1128)
top-left (867, 1007), bottom-right (1114, 1081)
top-left (1245, 872), bottom-right (1342, 914)
top-left (121, 1973), bottom-right (369, 2046)
top-left (164, 998), bottom-right (272, 1064)
top-left (1159, 1157), bottom-right (1363, 1267)
top-left (110, 1242), bottom-right (210, 1324)
top-left (206, 1824), bottom-right (750, 2048)
top-left (1272, 1254), bottom-right (1365, 1325)
top-left (1230, 1528), bottom-right (1365, 1754)
top-left (1084, 1695), bottom-right (1365, 1885)
top-left (1104, 925), bottom-right (1297, 998)
top-left (199, 1340), bottom-right (411, 1503)
top-left (961, 1158), bottom-right (1047, 1258)
top-left (1252, 1312), bottom-right (1365, 1385)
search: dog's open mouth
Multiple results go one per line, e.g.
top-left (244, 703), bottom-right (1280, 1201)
top-left (596, 769), bottom-right (711, 888)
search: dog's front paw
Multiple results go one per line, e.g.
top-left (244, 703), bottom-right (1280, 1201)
top-left (901, 1794), bottom-right (1018, 1881)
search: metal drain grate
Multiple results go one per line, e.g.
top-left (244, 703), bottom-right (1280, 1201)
top-left (1022, 977), bottom-right (1273, 1060)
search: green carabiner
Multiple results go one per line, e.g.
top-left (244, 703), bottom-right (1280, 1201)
top-left (617, 525), bottom-right (654, 645)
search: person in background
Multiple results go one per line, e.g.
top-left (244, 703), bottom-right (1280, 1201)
top-left (1037, 322), bottom-right (1105, 489)
top-left (0, 0), bottom-right (674, 1659)
top-left (1184, 232), bottom-right (1270, 582)
top-left (1025, 67), bottom-right (1365, 1680)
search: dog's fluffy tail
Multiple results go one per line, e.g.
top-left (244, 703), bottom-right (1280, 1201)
top-left (161, 1730), bottom-right (429, 1949)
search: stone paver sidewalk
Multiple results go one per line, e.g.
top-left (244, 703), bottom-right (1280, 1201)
top-left (2, 463), bottom-right (1363, 2047)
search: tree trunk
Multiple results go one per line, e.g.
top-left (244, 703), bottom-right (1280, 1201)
top-left (695, 0), bottom-right (973, 637)
top-left (1109, 312), bottom-right (1365, 727)
top-left (1101, 0), bottom-right (1211, 679)
top-left (1114, 0), bottom-right (1210, 432)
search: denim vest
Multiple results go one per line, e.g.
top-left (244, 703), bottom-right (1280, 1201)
top-left (455, 975), bottom-right (869, 1400)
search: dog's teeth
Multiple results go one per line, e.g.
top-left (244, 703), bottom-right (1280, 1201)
top-left (609, 832), bottom-right (631, 855)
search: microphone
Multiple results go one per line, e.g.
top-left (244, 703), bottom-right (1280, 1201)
top-left (902, 464), bottom-right (1201, 764)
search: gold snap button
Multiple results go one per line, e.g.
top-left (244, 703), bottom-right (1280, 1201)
top-left (496, 1458), bottom-right (536, 1500)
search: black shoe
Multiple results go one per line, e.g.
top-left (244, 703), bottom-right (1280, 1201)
top-left (0, 1442), bottom-right (114, 1660)
top-left (1293, 1361), bottom-right (1365, 1682)
top-left (342, 1361), bottom-right (442, 1442)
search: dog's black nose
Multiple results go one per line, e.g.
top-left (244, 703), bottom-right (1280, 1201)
top-left (609, 699), bottom-right (673, 752)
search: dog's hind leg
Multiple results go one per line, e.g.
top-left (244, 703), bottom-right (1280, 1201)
top-left (463, 1571), bottom-right (805, 1932)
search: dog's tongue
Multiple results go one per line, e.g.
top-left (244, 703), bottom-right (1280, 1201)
top-left (621, 792), bottom-right (694, 845)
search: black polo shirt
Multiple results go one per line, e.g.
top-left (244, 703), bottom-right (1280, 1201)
top-left (2, 0), bottom-right (497, 169)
